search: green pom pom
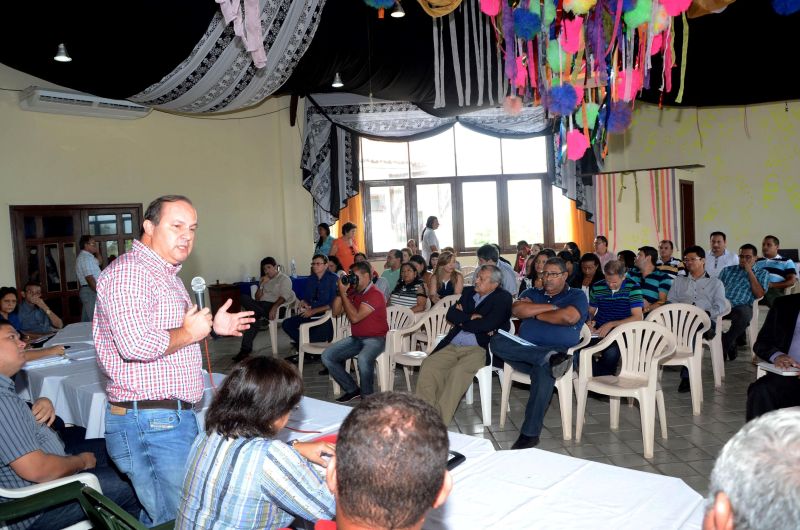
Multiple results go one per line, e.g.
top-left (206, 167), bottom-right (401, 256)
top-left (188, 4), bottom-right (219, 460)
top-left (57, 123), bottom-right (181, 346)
top-left (547, 40), bottom-right (569, 73)
top-left (575, 102), bottom-right (600, 129)
top-left (544, 1), bottom-right (556, 25)
top-left (623, 0), bottom-right (652, 29)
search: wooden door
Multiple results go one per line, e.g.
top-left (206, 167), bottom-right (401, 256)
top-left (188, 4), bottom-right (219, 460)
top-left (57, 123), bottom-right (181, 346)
top-left (679, 180), bottom-right (695, 250)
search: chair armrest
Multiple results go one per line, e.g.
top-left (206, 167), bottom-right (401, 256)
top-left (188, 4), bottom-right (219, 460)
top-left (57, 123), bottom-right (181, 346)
top-left (0, 481), bottom-right (87, 522)
top-left (577, 333), bottom-right (618, 380)
top-left (299, 311), bottom-right (333, 343)
top-left (0, 472), bottom-right (100, 499)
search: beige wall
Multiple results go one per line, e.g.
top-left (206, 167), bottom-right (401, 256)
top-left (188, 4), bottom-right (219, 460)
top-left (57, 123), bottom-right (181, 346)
top-left (604, 102), bottom-right (800, 254)
top-left (0, 65), bottom-right (313, 289)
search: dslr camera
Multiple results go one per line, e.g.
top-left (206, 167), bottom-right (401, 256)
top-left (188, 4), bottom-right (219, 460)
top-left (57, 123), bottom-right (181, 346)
top-left (341, 271), bottom-right (360, 286)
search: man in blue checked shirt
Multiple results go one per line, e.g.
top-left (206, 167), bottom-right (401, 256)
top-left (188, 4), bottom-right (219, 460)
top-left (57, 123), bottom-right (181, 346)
top-left (718, 244), bottom-right (769, 361)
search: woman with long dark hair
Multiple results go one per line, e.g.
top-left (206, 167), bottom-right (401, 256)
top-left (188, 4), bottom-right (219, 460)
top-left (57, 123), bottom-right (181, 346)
top-left (570, 252), bottom-right (605, 300)
top-left (420, 216), bottom-right (440, 262)
top-left (177, 357), bottom-right (335, 530)
top-left (314, 223), bottom-right (335, 256)
top-left (388, 263), bottom-right (428, 313)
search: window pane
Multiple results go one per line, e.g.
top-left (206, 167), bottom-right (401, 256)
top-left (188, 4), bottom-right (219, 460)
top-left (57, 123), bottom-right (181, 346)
top-left (552, 186), bottom-right (573, 244)
top-left (508, 180), bottom-right (544, 245)
top-left (361, 138), bottom-right (409, 180)
top-left (368, 186), bottom-right (407, 253)
top-left (26, 246), bottom-right (40, 285)
top-left (24, 216), bottom-right (37, 238)
top-left (63, 243), bottom-right (78, 291)
top-left (415, 184), bottom-right (453, 250)
top-left (44, 244), bottom-right (61, 292)
top-left (122, 213), bottom-right (133, 234)
top-left (42, 216), bottom-right (74, 238)
top-left (462, 182), bottom-right (498, 247)
top-left (409, 129), bottom-right (455, 178)
top-left (124, 239), bottom-right (134, 253)
top-left (105, 240), bottom-right (120, 262)
top-left (88, 214), bottom-right (118, 235)
top-left (454, 123), bottom-right (501, 176)
top-left (502, 136), bottom-right (548, 174)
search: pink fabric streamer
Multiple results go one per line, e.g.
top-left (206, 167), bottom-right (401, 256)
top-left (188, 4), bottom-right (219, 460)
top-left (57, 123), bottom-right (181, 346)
top-left (560, 16), bottom-right (584, 54)
top-left (604, 0), bottom-right (624, 57)
top-left (216, 0), bottom-right (267, 68)
top-left (515, 56), bottom-right (527, 89)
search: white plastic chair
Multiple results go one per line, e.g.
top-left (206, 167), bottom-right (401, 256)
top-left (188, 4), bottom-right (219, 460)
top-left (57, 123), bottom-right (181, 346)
top-left (702, 299), bottom-right (732, 388)
top-left (386, 305), bottom-right (452, 391)
top-left (298, 311), bottom-right (351, 374)
top-left (267, 299), bottom-right (298, 357)
top-left (0, 473), bottom-right (100, 530)
top-left (746, 297), bottom-right (763, 362)
top-left (647, 304), bottom-right (711, 416)
top-left (575, 321), bottom-right (677, 458)
top-left (498, 325), bottom-right (592, 440)
top-left (412, 294), bottom-right (459, 349)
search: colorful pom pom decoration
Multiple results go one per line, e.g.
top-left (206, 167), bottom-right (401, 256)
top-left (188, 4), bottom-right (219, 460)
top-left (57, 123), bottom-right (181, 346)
top-left (563, 0), bottom-right (597, 15)
top-left (560, 16), bottom-right (584, 54)
top-left (543, 0), bottom-right (557, 25)
top-left (546, 40), bottom-right (569, 73)
top-left (547, 83), bottom-right (579, 115)
top-left (661, 0), bottom-right (692, 16)
top-left (575, 102), bottom-right (600, 129)
top-left (773, 0), bottom-right (800, 15)
top-left (600, 102), bottom-right (633, 134)
top-left (623, 0), bottom-right (652, 29)
top-left (615, 69), bottom-right (643, 101)
top-left (513, 8), bottom-right (541, 40)
top-left (567, 130), bottom-right (590, 160)
top-left (480, 0), bottom-right (501, 16)
top-left (363, 0), bottom-right (395, 9)
top-left (652, 4), bottom-right (669, 32)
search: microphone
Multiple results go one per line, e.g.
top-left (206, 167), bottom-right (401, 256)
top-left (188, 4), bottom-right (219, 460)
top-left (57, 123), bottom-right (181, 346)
top-left (191, 277), bottom-right (207, 309)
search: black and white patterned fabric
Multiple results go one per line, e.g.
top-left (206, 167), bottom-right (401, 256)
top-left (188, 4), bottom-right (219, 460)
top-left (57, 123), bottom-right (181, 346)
top-left (129, 0), bottom-right (325, 113)
top-left (302, 93), bottom-right (560, 226)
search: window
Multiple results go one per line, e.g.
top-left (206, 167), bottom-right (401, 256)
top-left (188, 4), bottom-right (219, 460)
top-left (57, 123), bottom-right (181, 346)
top-left (361, 124), bottom-right (568, 256)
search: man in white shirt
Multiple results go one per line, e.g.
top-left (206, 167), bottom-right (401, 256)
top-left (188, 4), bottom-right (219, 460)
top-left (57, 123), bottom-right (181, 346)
top-left (420, 216), bottom-right (440, 263)
top-left (75, 235), bottom-right (102, 321)
top-left (234, 256), bottom-right (296, 361)
top-left (706, 231), bottom-right (739, 277)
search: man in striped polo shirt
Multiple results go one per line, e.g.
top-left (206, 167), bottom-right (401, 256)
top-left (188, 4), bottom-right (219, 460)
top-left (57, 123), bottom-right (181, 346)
top-left (630, 246), bottom-right (673, 315)
top-left (583, 260), bottom-right (644, 376)
top-left (755, 235), bottom-right (797, 307)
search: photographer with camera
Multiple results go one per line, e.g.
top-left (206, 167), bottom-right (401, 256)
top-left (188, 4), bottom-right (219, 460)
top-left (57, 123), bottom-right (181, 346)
top-left (321, 261), bottom-right (389, 403)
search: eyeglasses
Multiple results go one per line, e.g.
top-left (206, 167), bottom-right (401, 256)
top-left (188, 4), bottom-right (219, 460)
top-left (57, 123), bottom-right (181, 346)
top-left (542, 271), bottom-right (565, 278)
top-left (682, 257), bottom-right (703, 263)
top-left (311, 261), bottom-right (326, 266)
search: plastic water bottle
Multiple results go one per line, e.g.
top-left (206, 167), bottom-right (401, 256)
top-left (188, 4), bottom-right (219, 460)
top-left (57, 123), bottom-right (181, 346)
top-left (290, 258), bottom-right (297, 278)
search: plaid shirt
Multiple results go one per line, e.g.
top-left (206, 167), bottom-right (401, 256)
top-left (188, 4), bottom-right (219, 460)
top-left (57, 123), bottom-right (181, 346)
top-left (93, 239), bottom-right (203, 403)
top-left (718, 265), bottom-right (770, 307)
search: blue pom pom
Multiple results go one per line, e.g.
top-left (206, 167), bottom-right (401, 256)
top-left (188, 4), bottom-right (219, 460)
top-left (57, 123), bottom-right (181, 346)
top-left (547, 84), bottom-right (578, 115)
top-left (609, 0), bottom-right (637, 12)
top-left (773, 0), bottom-right (800, 16)
top-left (599, 102), bottom-right (633, 134)
top-left (514, 8), bottom-right (541, 40)
top-left (364, 0), bottom-right (395, 9)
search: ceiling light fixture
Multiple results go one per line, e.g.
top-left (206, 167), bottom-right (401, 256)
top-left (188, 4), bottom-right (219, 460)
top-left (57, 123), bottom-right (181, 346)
top-left (54, 43), bottom-right (72, 62)
top-left (332, 72), bottom-right (344, 88)
top-left (391, 1), bottom-right (405, 18)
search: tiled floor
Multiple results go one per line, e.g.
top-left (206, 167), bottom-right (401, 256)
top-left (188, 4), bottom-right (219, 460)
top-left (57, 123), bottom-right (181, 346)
top-left (207, 320), bottom-right (762, 496)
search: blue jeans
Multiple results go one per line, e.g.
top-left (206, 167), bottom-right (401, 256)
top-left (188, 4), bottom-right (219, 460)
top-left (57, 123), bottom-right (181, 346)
top-left (104, 403), bottom-right (199, 526)
top-left (574, 338), bottom-right (621, 377)
top-left (490, 334), bottom-right (559, 437)
top-left (321, 336), bottom-right (385, 395)
top-left (79, 286), bottom-right (96, 322)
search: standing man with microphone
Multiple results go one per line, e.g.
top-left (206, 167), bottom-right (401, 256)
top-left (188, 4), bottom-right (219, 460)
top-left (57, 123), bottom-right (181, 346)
top-left (93, 195), bottom-right (254, 526)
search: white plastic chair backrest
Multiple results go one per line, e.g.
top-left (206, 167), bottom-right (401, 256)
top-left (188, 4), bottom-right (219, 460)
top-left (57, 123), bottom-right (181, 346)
top-left (432, 294), bottom-right (460, 311)
top-left (589, 321), bottom-right (676, 383)
top-left (250, 284), bottom-right (258, 298)
top-left (422, 305), bottom-right (452, 353)
top-left (646, 303), bottom-right (711, 353)
top-left (463, 271), bottom-right (476, 285)
top-left (567, 325), bottom-right (593, 356)
top-left (461, 266), bottom-right (476, 277)
top-left (332, 314), bottom-right (352, 340)
top-left (386, 306), bottom-right (415, 331)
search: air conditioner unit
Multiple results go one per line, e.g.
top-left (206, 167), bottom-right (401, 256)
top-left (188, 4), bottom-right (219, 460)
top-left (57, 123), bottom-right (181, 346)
top-left (18, 86), bottom-right (151, 120)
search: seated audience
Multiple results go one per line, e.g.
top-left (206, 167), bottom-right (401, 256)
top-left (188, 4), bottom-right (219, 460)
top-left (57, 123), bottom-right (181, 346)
top-left (314, 223), bottom-right (335, 257)
top-left (406, 239), bottom-right (419, 256)
top-left (327, 255), bottom-right (345, 277)
top-left (569, 253), bottom-right (605, 300)
top-left (322, 262), bottom-right (389, 403)
top-left (329, 222), bottom-right (359, 272)
top-left (428, 251), bottom-right (464, 304)
top-left (514, 240), bottom-right (532, 275)
top-left (401, 248), bottom-right (413, 263)
top-left (617, 249), bottom-right (636, 270)
top-left (518, 255), bottom-right (539, 296)
top-left (409, 255), bottom-right (433, 296)
top-left (324, 393), bottom-right (451, 530)
top-left (282, 254), bottom-right (338, 361)
top-left (704, 408), bottom-right (800, 530)
top-left (476, 244), bottom-right (518, 295)
top-left (746, 293), bottom-right (800, 420)
top-left (563, 241), bottom-right (581, 264)
top-left (656, 239), bottom-right (683, 280)
top-left (717, 244), bottom-right (769, 361)
top-left (707, 231), bottom-right (739, 278)
top-left (427, 252), bottom-right (439, 272)
top-left (0, 322), bottom-right (140, 529)
top-left (490, 257), bottom-right (588, 449)
top-left (526, 249), bottom-right (558, 293)
top-left (415, 265), bottom-right (512, 425)
top-left (667, 245), bottom-right (727, 392)
top-left (582, 260), bottom-right (643, 376)
top-left (388, 263), bottom-right (428, 313)
top-left (530, 243), bottom-right (543, 256)
top-left (441, 247), bottom-right (461, 270)
top-left (380, 249), bottom-right (402, 295)
top-left (17, 282), bottom-right (63, 336)
top-left (0, 286), bottom-right (22, 332)
top-left (628, 246), bottom-right (673, 315)
top-left (593, 235), bottom-right (615, 269)
top-left (557, 250), bottom-right (578, 285)
top-left (755, 235), bottom-right (797, 307)
top-left (176, 357), bottom-right (335, 530)
top-left (234, 256), bottom-right (296, 362)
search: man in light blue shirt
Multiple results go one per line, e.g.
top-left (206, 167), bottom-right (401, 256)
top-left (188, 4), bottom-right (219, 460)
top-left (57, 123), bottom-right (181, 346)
top-left (75, 235), bottom-right (102, 321)
top-left (476, 244), bottom-right (518, 295)
top-left (754, 235), bottom-right (796, 307)
top-left (17, 282), bottom-right (63, 335)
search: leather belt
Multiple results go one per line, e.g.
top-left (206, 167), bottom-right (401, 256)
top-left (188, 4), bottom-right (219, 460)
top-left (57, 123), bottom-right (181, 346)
top-left (109, 399), bottom-right (194, 411)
